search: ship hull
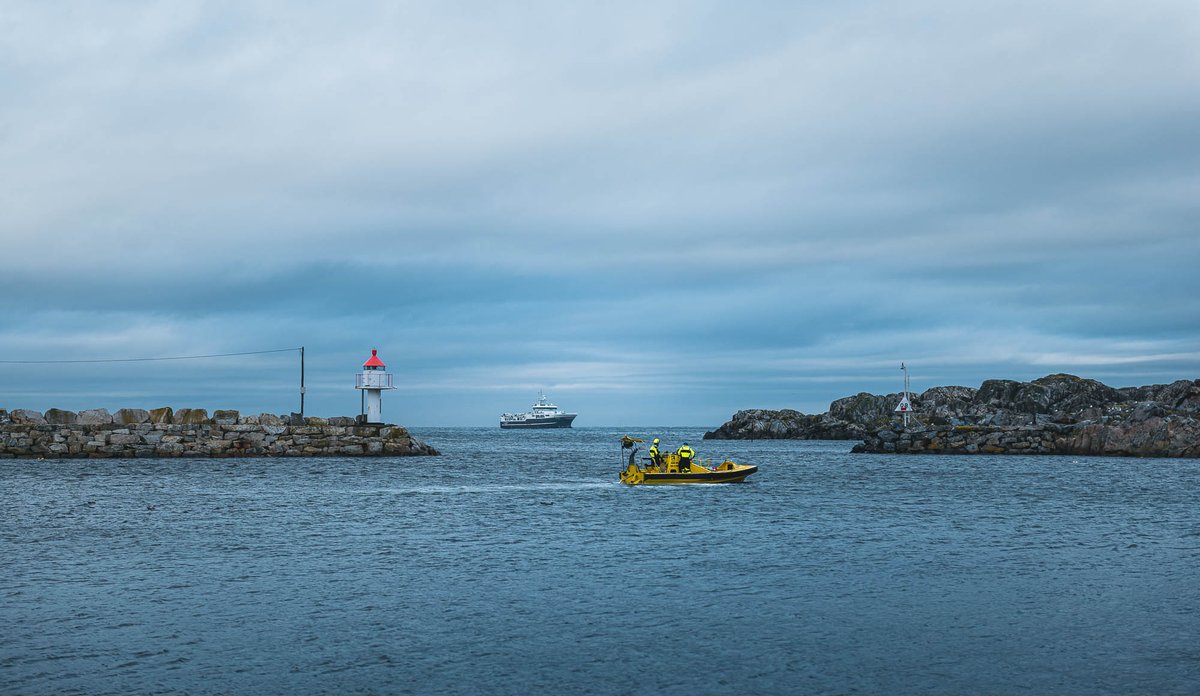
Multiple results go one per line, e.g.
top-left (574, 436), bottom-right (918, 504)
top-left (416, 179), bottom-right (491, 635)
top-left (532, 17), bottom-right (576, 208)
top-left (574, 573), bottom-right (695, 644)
top-left (499, 415), bottom-right (576, 429)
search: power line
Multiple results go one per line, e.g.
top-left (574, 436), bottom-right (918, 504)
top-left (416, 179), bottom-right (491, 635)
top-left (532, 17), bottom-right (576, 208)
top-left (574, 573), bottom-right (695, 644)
top-left (0, 347), bottom-right (301, 364)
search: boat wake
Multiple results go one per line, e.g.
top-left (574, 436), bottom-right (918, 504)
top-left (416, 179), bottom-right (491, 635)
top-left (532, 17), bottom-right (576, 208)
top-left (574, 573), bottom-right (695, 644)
top-left (378, 482), bottom-right (612, 495)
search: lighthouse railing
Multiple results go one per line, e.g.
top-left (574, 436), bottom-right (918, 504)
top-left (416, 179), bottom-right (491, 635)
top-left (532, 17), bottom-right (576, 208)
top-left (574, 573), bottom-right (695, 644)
top-left (356, 372), bottom-right (394, 389)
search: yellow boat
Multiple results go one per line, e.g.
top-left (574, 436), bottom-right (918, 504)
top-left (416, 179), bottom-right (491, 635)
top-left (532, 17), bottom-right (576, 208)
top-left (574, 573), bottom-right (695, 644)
top-left (618, 436), bottom-right (758, 485)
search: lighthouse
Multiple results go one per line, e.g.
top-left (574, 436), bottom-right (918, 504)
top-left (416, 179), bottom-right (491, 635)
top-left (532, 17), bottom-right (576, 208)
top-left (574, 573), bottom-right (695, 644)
top-left (355, 348), bottom-right (396, 424)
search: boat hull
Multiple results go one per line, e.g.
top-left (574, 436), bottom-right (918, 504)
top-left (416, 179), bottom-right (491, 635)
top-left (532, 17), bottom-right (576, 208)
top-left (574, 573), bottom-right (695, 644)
top-left (619, 461), bottom-right (757, 485)
top-left (499, 415), bottom-right (576, 429)
top-left (640, 466), bottom-right (757, 484)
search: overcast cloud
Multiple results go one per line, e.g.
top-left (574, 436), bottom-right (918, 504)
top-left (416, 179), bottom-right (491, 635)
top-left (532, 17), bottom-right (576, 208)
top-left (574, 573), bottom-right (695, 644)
top-left (1, 1), bottom-right (1198, 425)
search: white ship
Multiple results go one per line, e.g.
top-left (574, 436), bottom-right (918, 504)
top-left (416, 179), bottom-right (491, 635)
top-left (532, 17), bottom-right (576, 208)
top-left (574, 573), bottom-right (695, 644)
top-left (500, 392), bottom-right (577, 429)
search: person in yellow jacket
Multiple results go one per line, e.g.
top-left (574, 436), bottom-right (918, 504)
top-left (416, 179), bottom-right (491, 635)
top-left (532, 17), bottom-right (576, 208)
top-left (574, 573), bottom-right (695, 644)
top-left (648, 438), bottom-right (662, 469)
top-left (676, 442), bottom-right (696, 471)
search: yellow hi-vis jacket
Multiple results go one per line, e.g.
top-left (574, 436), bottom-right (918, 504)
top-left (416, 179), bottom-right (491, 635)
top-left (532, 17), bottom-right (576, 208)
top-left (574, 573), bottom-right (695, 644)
top-left (677, 445), bottom-right (695, 459)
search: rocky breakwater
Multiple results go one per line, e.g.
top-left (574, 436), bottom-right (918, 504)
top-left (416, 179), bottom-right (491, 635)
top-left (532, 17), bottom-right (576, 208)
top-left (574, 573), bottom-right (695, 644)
top-left (706, 374), bottom-right (1200, 458)
top-left (0, 407), bottom-right (438, 459)
top-left (702, 409), bottom-right (867, 440)
top-left (702, 385), bottom-right (968, 441)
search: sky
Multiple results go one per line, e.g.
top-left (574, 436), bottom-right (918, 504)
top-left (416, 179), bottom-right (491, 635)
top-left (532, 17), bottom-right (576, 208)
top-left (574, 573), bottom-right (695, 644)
top-left (1, 1), bottom-right (1198, 426)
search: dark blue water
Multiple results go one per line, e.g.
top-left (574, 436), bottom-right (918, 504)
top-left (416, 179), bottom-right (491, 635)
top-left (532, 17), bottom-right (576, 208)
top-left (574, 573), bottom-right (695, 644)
top-left (3, 427), bottom-right (1198, 694)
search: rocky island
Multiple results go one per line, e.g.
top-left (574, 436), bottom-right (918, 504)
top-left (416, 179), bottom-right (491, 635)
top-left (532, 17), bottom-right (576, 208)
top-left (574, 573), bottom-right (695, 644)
top-left (704, 374), bottom-right (1200, 458)
top-left (0, 407), bottom-right (438, 458)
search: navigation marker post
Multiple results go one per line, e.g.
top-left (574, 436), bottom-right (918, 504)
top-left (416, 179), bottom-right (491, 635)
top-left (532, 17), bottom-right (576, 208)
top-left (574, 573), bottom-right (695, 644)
top-left (895, 362), bottom-right (914, 427)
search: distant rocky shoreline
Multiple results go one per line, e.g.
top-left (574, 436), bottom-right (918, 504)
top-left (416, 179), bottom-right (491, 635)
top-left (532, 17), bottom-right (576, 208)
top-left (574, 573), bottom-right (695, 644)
top-left (0, 407), bottom-right (438, 458)
top-left (704, 374), bottom-right (1200, 458)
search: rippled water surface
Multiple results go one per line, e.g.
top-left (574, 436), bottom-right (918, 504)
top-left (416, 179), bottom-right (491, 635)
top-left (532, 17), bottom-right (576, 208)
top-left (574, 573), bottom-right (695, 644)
top-left (3, 427), bottom-right (1199, 694)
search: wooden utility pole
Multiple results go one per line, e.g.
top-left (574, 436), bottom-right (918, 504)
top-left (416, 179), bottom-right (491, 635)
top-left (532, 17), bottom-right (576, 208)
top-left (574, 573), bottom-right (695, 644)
top-left (299, 346), bottom-right (306, 418)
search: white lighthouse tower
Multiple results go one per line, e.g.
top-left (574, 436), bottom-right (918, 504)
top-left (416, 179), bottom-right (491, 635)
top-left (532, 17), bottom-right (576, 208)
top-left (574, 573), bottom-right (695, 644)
top-left (355, 348), bottom-right (395, 424)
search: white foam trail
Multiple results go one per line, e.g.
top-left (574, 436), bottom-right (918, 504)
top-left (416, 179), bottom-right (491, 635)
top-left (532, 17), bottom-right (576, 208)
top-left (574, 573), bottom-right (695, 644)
top-left (377, 481), bottom-right (614, 495)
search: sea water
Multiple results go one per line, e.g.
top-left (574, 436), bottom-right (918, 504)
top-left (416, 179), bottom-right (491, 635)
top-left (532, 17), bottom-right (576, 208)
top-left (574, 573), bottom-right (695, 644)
top-left (2, 427), bottom-right (1198, 694)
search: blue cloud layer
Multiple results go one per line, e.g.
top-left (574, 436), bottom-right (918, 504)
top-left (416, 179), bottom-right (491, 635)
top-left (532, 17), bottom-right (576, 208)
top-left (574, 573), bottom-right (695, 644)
top-left (1, 1), bottom-right (1197, 425)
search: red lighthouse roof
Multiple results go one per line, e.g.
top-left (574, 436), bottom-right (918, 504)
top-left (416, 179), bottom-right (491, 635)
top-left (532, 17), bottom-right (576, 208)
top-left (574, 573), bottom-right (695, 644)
top-left (363, 349), bottom-right (386, 368)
